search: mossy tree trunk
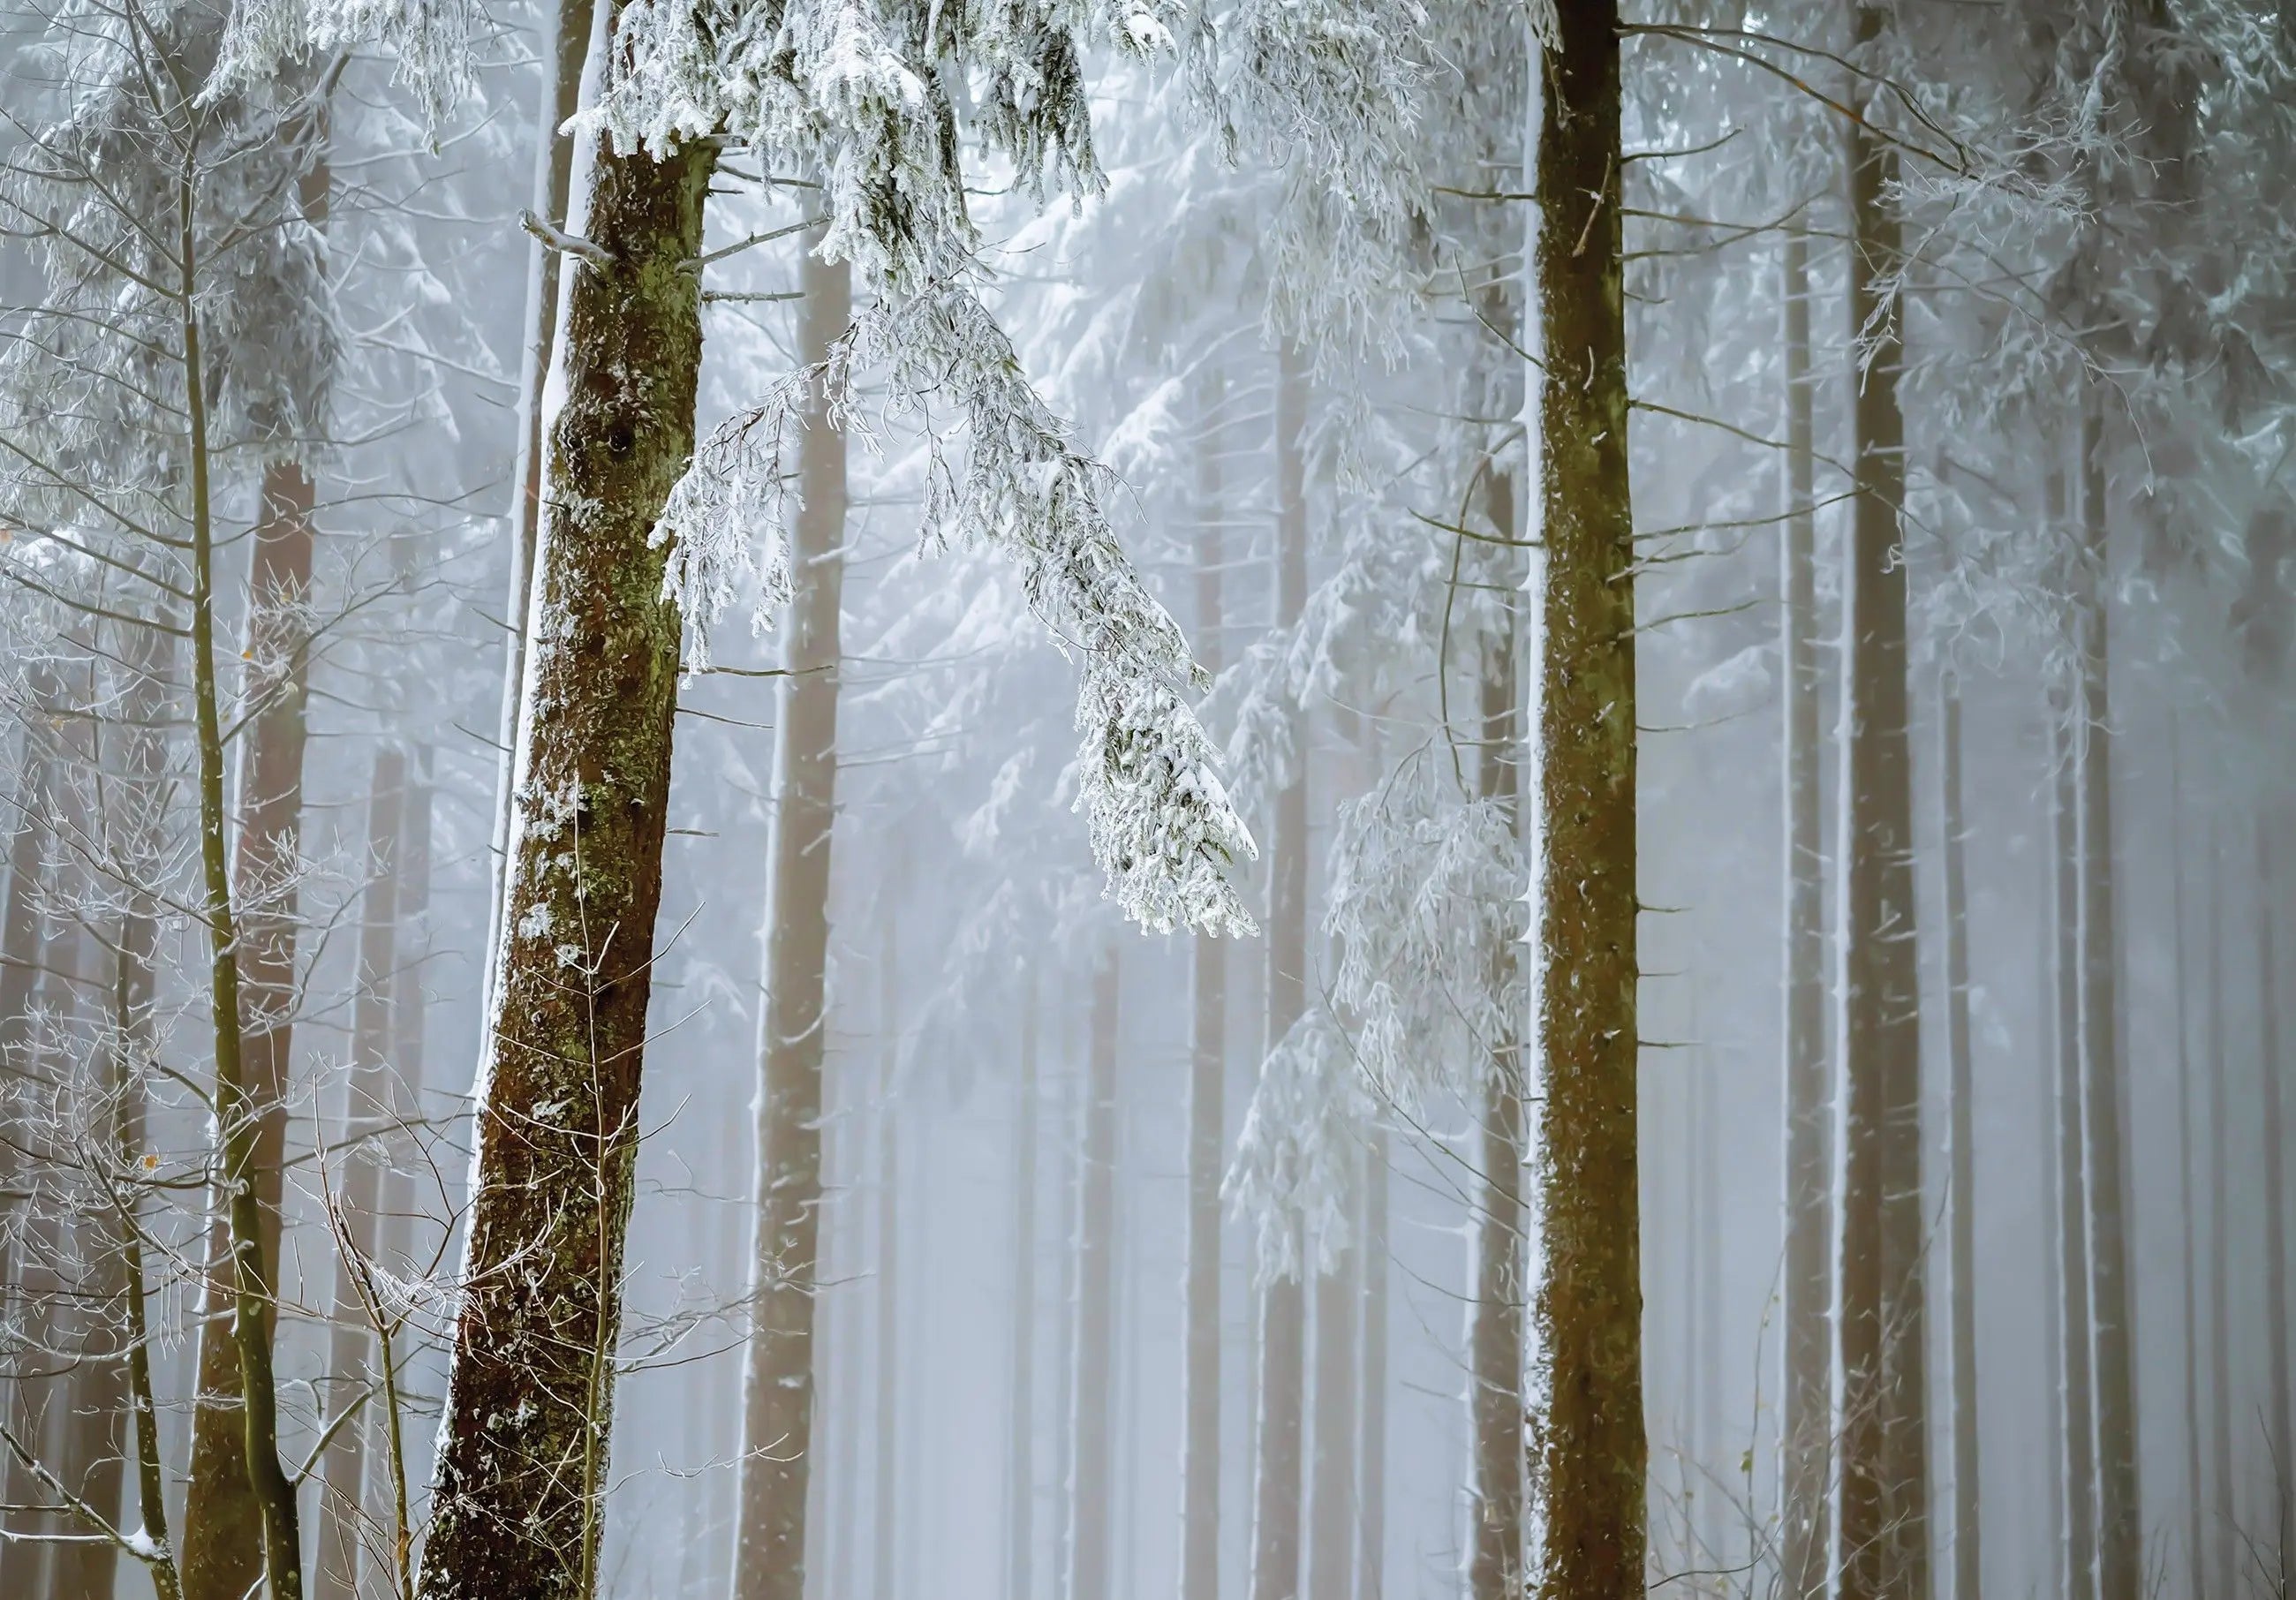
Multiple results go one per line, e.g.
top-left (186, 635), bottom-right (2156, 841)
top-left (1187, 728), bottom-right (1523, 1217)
top-left (1526, 7), bottom-right (1645, 1596)
top-left (415, 91), bottom-right (714, 1600)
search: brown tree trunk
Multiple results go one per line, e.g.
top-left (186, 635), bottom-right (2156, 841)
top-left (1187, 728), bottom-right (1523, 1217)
top-left (1469, 467), bottom-right (1523, 1600)
top-left (1250, 340), bottom-right (1310, 1600)
top-left (1527, 7), bottom-right (1644, 1597)
top-left (2052, 700), bottom-right (2097, 1600)
top-left (1941, 674), bottom-right (1980, 1600)
top-left (1180, 369), bottom-right (1227, 1600)
top-left (1835, 11), bottom-right (1930, 1595)
top-left (2075, 385), bottom-right (2140, 1600)
top-left (1068, 952), bottom-right (1121, 1600)
top-left (1778, 223), bottom-right (1832, 1600)
top-left (416, 82), bottom-right (714, 1600)
top-left (315, 744), bottom-right (406, 1600)
top-left (732, 245), bottom-right (850, 1600)
top-left (1008, 974), bottom-right (1042, 1600)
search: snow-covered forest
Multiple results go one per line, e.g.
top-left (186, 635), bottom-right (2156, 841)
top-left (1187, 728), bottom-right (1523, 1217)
top-left (0, 4), bottom-right (2290, 1600)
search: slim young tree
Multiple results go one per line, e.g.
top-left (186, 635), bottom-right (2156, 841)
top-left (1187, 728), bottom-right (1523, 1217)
top-left (2052, 697), bottom-right (2097, 1600)
top-left (732, 245), bottom-right (851, 1600)
top-left (1526, 7), bottom-right (1645, 1596)
top-left (1940, 672), bottom-right (1980, 1600)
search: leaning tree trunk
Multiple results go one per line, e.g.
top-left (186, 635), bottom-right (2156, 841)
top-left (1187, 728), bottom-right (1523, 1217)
top-left (1067, 952), bottom-right (1121, 1600)
top-left (2205, 819), bottom-right (2236, 1598)
top-left (2075, 384), bottom-right (2140, 1600)
top-left (1778, 223), bottom-right (1831, 1600)
top-left (1940, 673), bottom-right (1980, 1600)
top-left (1836, 13), bottom-right (1930, 1596)
top-left (1469, 464), bottom-right (1524, 1600)
top-left (1180, 368), bottom-right (1227, 1600)
top-left (1527, 9), bottom-right (1645, 1596)
top-left (488, 0), bottom-right (600, 989)
top-left (315, 745), bottom-right (406, 1600)
top-left (2052, 700), bottom-right (2097, 1600)
top-left (1008, 974), bottom-right (1042, 1600)
top-left (416, 75), bottom-right (714, 1600)
top-left (2257, 817), bottom-right (2292, 1551)
top-left (1356, 1132), bottom-right (1387, 1600)
top-left (1250, 340), bottom-right (1310, 1600)
top-left (732, 245), bottom-right (851, 1600)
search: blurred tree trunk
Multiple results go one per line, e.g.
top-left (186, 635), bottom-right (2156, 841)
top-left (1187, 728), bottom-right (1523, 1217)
top-left (733, 245), bottom-right (850, 1600)
top-left (2169, 737), bottom-right (2205, 1600)
top-left (2205, 819), bottom-right (2235, 1598)
top-left (1778, 223), bottom-right (1831, 1600)
top-left (874, 924), bottom-right (902, 1600)
top-left (1527, 7), bottom-right (1645, 1597)
top-left (315, 745), bottom-right (406, 1600)
top-left (1068, 953), bottom-right (1121, 1600)
top-left (2257, 816), bottom-right (2292, 1545)
top-left (1008, 973), bottom-right (1041, 1600)
top-left (1051, 1036), bottom-right (1078, 1600)
top-left (2074, 385), bottom-right (2139, 1600)
top-left (1469, 463), bottom-right (1523, 1600)
top-left (488, 0), bottom-right (600, 983)
top-left (1356, 1134), bottom-right (1387, 1600)
top-left (2036, 812), bottom-right (2065, 1600)
top-left (1308, 1231), bottom-right (1357, 1600)
top-left (417, 60), bottom-right (714, 1596)
top-left (1251, 340), bottom-right (1310, 1600)
top-left (1180, 370), bottom-right (1227, 1600)
top-left (381, 745), bottom-right (432, 1279)
top-left (2051, 698), bottom-right (2096, 1600)
top-left (1835, 10), bottom-right (1929, 1594)
top-left (1940, 674), bottom-right (1979, 1600)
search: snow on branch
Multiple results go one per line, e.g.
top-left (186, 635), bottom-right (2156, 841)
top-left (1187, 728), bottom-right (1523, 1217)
top-left (1224, 1005), bottom-right (1363, 1284)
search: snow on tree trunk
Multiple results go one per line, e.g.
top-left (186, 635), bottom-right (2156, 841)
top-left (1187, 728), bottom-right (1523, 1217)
top-left (1834, 10), bottom-right (1929, 1593)
top-left (2074, 384), bottom-right (2139, 1600)
top-left (1181, 372), bottom-right (1227, 1600)
top-left (733, 245), bottom-right (850, 1600)
top-left (1940, 674), bottom-right (1980, 1600)
top-left (1777, 222), bottom-right (1832, 1600)
top-left (315, 744), bottom-right (407, 1600)
top-left (1008, 974), bottom-right (1042, 1600)
top-left (415, 88), bottom-right (714, 1600)
top-left (1250, 340), bottom-right (1311, 1600)
top-left (2051, 700), bottom-right (2097, 1600)
top-left (1068, 951), bottom-right (1122, 1600)
top-left (1525, 6), bottom-right (1644, 1596)
top-left (1469, 464), bottom-right (1523, 1600)
top-left (184, 454), bottom-right (318, 1600)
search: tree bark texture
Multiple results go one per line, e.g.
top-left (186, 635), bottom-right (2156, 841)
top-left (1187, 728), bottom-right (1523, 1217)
top-left (1528, 8), bottom-right (1645, 1596)
top-left (1778, 223), bottom-right (1831, 1600)
top-left (1835, 13), bottom-right (1929, 1595)
top-left (1941, 675), bottom-right (1979, 1600)
top-left (315, 744), bottom-right (406, 1600)
top-left (732, 247), bottom-right (850, 1600)
top-left (417, 103), bottom-right (714, 1600)
top-left (1067, 953), bottom-right (1120, 1600)
top-left (1251, 339), bottom-right (1310, 1600)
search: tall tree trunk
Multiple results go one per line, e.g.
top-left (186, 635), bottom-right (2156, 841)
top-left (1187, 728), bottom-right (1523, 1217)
top-left (2257, 816), bottom-right (2292, 1556)
top-left (416, 79), bottom-right (714, 1600)
top-left (1469, 466), bottom-right (1523, 1600)
top-left (1835, 12), bottom-right (1930, 1596)
top-left (315, 746), bottom-right (406, 1600)
top-left (381, 745), bottom-right (432, 1281)
top-left (1067, 953), bottom-right (1121, 1600)
top-left (2075, 385), bottom-right (2140, 1600)
top-left (488, 0), bottom-right (601, 992)
top-left (2205, 819), bottom-right (2236, 1598)
top-left (2052, 703), bottom-right (2097, 1600)
top-left (1051, 1034), bottom-right (1079, 1600)
top-left (1009, 974), bottom-right (1042, 1600)
top-left (1778, 222), bottom-right (1831, 1600)
top-left (1180, 370), bottom-right (1227, 1600)
top-left (1308, 1234), bottom-right (1357, 1600)
top-left (1356, 1134), bottom-right (1387, 1600)
top-left (180, 191), bottom-right (305, 1600)
top-left (874, 925), bottom-right (902, 1600)
top-left (2170, 737), bottom-right (2205, 1600)
top-left (2037, 819), bottom-right (2065, 1600)
top-left (732, 245), bottom-right (850, 1600)
top-left (1941, 674), bottom-right (1980, 1600)
top-left (1251, 340), bottom-right (1310, 1600)
top-left (1527, 8), bottom-right (1644, 1597)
